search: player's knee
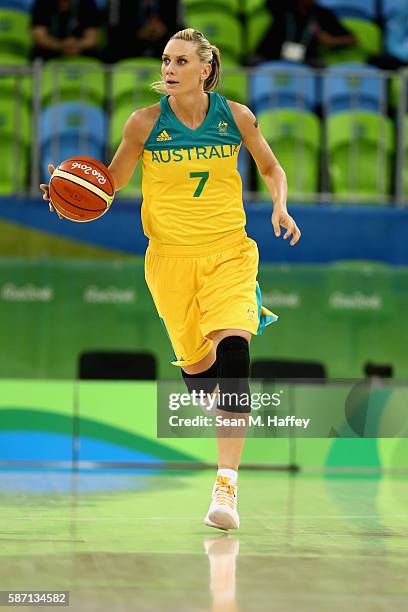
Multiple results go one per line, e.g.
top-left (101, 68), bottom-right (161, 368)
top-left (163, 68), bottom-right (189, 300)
top-left (216, 336), bottom-right (251, 414)
top-left (217, 336), bottom-right (250, 378)
top-left (181, 360), bottom-right (218, 395)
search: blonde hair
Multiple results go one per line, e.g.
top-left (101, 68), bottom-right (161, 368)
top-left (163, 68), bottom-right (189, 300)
top-left (151, 28), bottom-right (221, 95)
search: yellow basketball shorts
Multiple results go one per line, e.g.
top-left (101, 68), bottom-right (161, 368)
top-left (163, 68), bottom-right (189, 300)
top-left (144, 229), bottom-right (278, 367)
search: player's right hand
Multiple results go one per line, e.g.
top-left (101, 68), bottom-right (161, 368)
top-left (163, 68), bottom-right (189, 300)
top-left (39, 164), bottom-right (63, 219)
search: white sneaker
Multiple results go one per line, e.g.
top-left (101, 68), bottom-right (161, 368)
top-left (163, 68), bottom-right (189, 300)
top-left (204, 475), bottom-right (240, 530)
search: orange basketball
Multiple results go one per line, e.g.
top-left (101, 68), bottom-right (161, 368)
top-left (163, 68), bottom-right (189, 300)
top-left (49, 157), bottom-right (115, 222)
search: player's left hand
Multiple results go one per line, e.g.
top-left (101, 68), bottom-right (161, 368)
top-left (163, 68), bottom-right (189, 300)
top-left (272, 208), bottom-right (301, 247)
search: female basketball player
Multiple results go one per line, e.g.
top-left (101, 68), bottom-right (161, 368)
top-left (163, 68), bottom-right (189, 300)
top-left (41, 29), bottom-right (301, 531)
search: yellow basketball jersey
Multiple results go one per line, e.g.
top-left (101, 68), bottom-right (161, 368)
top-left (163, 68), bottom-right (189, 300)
top-left (141, 92), bottom-right (246, 246)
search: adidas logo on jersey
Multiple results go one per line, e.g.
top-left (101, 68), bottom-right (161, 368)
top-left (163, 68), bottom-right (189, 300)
top-left (157, 130), bottom-right (172, 141)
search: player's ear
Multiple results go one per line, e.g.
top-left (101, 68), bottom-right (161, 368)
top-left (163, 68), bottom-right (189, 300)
top-left (202, 63), bottom-right (212, 80)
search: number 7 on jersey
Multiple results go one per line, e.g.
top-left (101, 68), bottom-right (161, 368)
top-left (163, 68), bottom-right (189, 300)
top-left (189, 171), bottom-right (209, 198)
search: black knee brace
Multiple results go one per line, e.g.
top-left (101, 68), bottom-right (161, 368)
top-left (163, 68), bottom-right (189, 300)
top-left (181, 360), bottom-right (218, 395)
top-left (216, 336), bottom-right (251, 413)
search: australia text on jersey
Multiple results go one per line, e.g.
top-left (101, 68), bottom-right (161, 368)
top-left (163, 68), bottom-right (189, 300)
top-left (150, 144), bottom-right (240, 163)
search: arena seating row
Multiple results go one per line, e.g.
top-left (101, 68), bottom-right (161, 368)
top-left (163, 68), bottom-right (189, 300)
top-left (0, 0), bottom-right (401, 19)
top-left (0, 59), bottom-right (406, 198)
top-left (0, 99), bottom-right (403, 200)
top-left (1, 56), bottom-right (404, 112)
top-left (257, 108), bottom-right (396, 199)
top-left (0, 0), bottom-right (403, 63)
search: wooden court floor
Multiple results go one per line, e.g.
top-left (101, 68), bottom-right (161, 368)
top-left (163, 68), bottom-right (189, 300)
top-left (0, 469), bottom-right (407, 611)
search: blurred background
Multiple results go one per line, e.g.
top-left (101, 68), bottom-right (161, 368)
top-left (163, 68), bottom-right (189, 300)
top-left (0, 0), bottom-right (407, 471)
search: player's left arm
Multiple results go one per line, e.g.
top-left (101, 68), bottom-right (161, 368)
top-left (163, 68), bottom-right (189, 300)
top-left (228, 101), bottom-right (301, 247)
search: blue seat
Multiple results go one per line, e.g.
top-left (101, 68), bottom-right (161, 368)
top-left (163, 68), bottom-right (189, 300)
top-left (318, 0), bottom-right (377, 19)
top-left (0, 1), bottom-right (33, 11)
top-left (39, 102), bottom-right (107, 180)
top-left (381, 0), bottom-right (403, 19)
top-left (323, 63), bottom-right (386, 114)
top-left (250, 61), bottom-right (317, 113)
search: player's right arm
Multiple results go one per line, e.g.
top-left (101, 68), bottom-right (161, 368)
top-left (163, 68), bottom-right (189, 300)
top-left (108, 105), bottom-right (160, 191)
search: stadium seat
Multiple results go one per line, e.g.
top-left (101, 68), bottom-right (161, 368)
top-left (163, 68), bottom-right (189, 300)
top-left (218, 59), bottom-right (247, 104)
top-left (0, 52), bottom-right (27, 66)
top-left (323, 63), bottom-right (386, 114)
top-left (321, 18), bottom-right (382, 64)
top-left (184, 9), bottom-right (242, 62)
top-left (256, 109), bottom-right (321, 196)
top-left (112, 58), bottom-right (161, 109)
top-left (327, 111), bottom-right (394, 201)
top-left (0, 9), bottom-right (30, 56)
top-left (41, 58), bottom-right (105, 107)
top-left (183, 0), bottom-right (240, 14)
top-left (318, 0), bottom-right (377, 20)
top-left (243, 0), bottom-right (267, 14)
top-left (251, 61), bottom-right (317, 113)
top-left (0, 97), bottom-right (30, 193)
top-left (381, 0), bottom-right (402, 19)
top-left (247, 7), bottom-right (273, 55)
top-left (39, 102), bottom-right (107, 181)
top-left (0, 1), bottom-right (33, 13)
top-left (0, 53), bottom-right (31, 105)
top-left (110, 105), bottom-right (133, 151)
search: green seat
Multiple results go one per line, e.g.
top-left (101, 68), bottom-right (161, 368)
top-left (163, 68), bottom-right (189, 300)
top-left (0, 98), bottom-right (31, 193)
top-left (0, 53), bottom-right (25, 65)
top-left (112, 58), bottom-right (161, 108)
top-left (0, 9), bottom-right (30, 57)
top-left (110, 104), bottom-right (144, 197)
top-left (243, 0), bottom-right (267, 14)
top-left (183, 0), bottom-right (240, 14)
top-left (41, 58), bottom-right (105, 107)
top-left (0, 53), bottom-right (31, 105)
top-left (218, 59), bottom-right (247, 103)
top-left (327, 111), bottom-right (394, 202)
top-left (110, 100), bottom-right (160, 152)
top-left (247, 8), bottom-right (273, 55)
top-left (322, 19), bottom-right (382, 65)
top-left (185, 10), bottom-right (242, 62)
top-left (257, 109), bottom-right (321, 198)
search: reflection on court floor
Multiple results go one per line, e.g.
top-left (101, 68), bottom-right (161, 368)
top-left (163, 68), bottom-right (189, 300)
top-left (0, 469), bottom-right (407, 611)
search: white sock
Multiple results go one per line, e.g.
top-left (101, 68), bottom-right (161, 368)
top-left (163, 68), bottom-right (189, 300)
top-left (217, 468), bottom-right (238, 484)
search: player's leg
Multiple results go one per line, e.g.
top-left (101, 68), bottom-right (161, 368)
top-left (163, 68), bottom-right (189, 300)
top-left (181, 331), bottom-right (251, 442)
top-left (180, 346), bottom-right (219, 412)
top-left (192, 329), bottom-right (251, 531)
top-left (209, 329), bottom-right (251, 471)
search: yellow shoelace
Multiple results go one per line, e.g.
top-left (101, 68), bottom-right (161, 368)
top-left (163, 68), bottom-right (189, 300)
top-left (214, 475), bottom-right (237, 509)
